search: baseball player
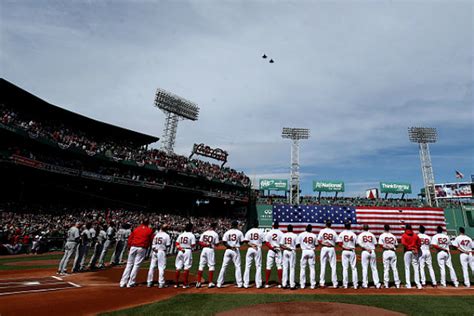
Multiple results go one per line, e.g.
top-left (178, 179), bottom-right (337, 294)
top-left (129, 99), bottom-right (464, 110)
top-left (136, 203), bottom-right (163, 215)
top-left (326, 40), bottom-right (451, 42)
top-left (337, 222), bottom-right (358, 289)
top-left (119, 218), bottom-right (154, 288)
top-left (418, 225), bottom-right (437, 287)
top-left (431, 225), bottom-right (459, 287)
top-left (217, 221), bottom-right (244, 288)
top-left (378, 224), bottom-right (400, 289)
top-left (111, 223), bottom-right (131, 265)
top-left (73, 222), bottom-right (93, 272)
top-left (196, 223), bottom-right (220, 288)
top-left (97, 221), bottom-right (116, 268)
top-left (298, 224), bottom-right (318, 289)
top-left (147, 224), bottom-right (171, 288)
top-left (58, 222), bottom-right (82, 275)
top-left (357, 224), bottom-right (381, 289)
top-left (280, 224), bottom-right (297, 289)
top-left (264, 221), bottom-right (284, 288)
top-left (89, 224), bottom-right (106, 269)
top-left (318, 220), bottom-right (338, 288)
top-left (174, 223), bottom-right (196, 288)
top-left (452, 227), bottom-right (473, 287)
top-left (401, 224), bottom-right (422, 289)
top-left (243, 220), bottom-right (264, 288)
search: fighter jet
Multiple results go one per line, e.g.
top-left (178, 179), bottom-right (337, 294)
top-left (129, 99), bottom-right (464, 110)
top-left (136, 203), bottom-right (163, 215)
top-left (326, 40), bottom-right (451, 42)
top-left (269, 59), bottom-right (274, 63)
top-left (262, 54), bottom-right (267, 59)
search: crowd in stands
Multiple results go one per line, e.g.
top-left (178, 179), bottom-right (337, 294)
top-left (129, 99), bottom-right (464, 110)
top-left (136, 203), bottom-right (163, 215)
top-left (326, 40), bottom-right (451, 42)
top-left (0, 104), bottom-right (250, 187)
top-left (0, 206), bottom-right (245, 255)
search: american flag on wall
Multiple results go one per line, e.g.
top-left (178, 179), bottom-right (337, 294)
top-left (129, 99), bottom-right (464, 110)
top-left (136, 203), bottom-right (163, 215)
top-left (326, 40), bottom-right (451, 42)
top-left (273, 204), bottom-right (446, 238)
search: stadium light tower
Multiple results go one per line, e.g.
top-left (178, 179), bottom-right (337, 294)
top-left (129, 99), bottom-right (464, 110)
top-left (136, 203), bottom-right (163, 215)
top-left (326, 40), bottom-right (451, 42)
top-left (408, 127), bottom-right (438, 207)
top-left (154, 88), bottom-right (200, 153)
top-left (282, 127), bottom-right (310, 205)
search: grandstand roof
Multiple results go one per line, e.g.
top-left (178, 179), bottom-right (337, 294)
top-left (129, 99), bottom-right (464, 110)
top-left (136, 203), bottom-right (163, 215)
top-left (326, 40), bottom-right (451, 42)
top-left (0, 78), bottom-right (159, 146)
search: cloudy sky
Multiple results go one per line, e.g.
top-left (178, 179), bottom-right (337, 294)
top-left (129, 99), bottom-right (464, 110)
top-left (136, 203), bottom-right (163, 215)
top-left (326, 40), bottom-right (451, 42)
top-left (1, 0), bottom-right (473, 196)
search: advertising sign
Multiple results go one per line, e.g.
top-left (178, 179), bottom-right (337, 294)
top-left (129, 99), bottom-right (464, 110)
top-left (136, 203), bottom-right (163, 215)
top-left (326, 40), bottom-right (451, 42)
top-left (256, 205), bottom-right (273, 228)
top-left (435, 182), bottom-right (473, 199)
top-left (312, 180), bottom-right (345, 192)
top-left (259, 179), bottom-right (288, 191)
top-left (380, 182), bottom-right (412, 194)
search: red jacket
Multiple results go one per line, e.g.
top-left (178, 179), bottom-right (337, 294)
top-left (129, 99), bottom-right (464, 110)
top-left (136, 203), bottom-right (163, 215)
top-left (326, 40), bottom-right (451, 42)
top-left (127, 225), bottom-right (154, 248)
top-left (401, 229), bottom-right (421, 253)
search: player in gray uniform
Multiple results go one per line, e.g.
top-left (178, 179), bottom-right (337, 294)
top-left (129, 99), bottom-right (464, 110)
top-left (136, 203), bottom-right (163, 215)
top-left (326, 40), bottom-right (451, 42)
top-left (98, 222), bottom-right (116, 268)
top-left (73, 222), bottom-right (93, 272)
top-left (89, 225), bottom-right (107, 269)
top-left (111, 223), bottom-right (131, 265)
top-left (58, 222), bottom-right (82, 275)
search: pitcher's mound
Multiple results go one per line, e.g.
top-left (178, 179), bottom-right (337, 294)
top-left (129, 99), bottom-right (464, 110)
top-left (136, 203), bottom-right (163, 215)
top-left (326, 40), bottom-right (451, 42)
top-left (217, 301), bottom-right (405, 316)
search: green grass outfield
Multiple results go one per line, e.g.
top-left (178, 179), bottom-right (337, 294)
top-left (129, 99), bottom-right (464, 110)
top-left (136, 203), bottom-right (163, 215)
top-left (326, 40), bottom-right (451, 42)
top-left (102, 294), bottom-right (474, 316)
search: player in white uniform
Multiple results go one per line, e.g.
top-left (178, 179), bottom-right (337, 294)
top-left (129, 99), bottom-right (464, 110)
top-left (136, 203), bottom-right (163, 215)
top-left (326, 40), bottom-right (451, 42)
top-left (318, 220), bottom-right (338, 288)
top-left (378, 224), bottom-right (400, 289)
top-left (98, 222), bottom-right (116, 268)
top-left (357, 224), bottom-right (381, 289)
top-left (217, 221), bottom-right (244, 288)
top-left (280, 225), bottom-right (297, 289)
top-left (298, 224), bottom-right (318, 289)
top-left (453, 227), bottom-right (473, 287)
top-left (111, 223), bottom-right (132, 265)
top-left (89, 225), bottom-right (107, 269)
top-left (418, 225), bottom-right (437, 287)
top-left (337, 222), bottom-right (358, 289)
top-left (243, 221), bottom-right (264, 288)
top-left (174, 223), bottom-right (196, 288)
top-left (196, 223), bottom-right (220, 288)
top-left (58, 222), bottom-right (82, 275)
top-left (264, 221), bottom-right (284, 288)
top-left (147, 224), bottom-right (171, 288)
top-left (431, 226), bottom-right (459, 287)
top-left (73, 222), bottom-right (93, 272)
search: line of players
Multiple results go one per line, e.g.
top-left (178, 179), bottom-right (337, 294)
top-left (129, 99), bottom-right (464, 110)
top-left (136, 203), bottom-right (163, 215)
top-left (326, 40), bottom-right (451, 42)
top-left (119, 219), bottom-right (473, 289)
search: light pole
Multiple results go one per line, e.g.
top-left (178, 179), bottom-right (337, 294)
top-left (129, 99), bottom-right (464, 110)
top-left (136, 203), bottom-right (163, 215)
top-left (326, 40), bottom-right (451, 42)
top-left (282, 127), bottom-right (310, 205)
top-left (408, 127), bottom-right (438, 207)
top-left (154, 88), bottom-right (200, 153)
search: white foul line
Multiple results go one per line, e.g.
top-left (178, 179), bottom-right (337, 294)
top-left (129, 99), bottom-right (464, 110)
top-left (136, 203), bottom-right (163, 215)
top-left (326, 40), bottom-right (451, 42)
top-left (51, 276), bottom-right (63, 281)
top-left (68, 282), bottom-right (81, 288)
top-left (0, 286), bottom-right (75, 296)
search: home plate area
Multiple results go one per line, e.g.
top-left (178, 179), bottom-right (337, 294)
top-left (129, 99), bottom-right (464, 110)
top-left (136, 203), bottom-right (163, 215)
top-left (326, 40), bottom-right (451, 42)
top-left (0, 276), bottom-right (80, 296)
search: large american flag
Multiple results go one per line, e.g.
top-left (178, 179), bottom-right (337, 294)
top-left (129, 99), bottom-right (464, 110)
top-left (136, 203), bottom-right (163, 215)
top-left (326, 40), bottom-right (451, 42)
top-left (273, 204), bottom-right (446, 238)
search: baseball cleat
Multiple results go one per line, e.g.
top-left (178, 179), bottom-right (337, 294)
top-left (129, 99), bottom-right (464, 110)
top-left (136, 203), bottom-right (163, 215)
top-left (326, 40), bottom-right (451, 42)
top-left (405, 284), bottom-right (412, 289)
top-left (208, 283), bottom-right (216, 288)
top-left (195, 282), bottom-right (201, 288)
top-left (265, 284), bottom-right (270, 289)
top-left (417, 285), bottom-right (423, 290)
top-left (375, 284), bottom-right (381, 289)
top-left (454, 283), bottom-right (459, 288)
top-left (343, 286), bottom-right (348, 289)
top-left (310, 286), bottom-right (316, 290)
top-left (216, 284), bottom-right (222, 288)
top-left (174, 285), bottom-right (179, 288)
top-left (236, 285), bottom-right (243, 288)
top-left (158, 284), bottom-right (164, 289)
top-left (182, 285), bottom-right (190, 289)
top-left (353, 286), bottom-right (358, 290)
top-left (395, 284), bottom-right (401, 289)
top-left (277, 284), bottom-right (282, 288)
top-left (119, 284), bottom-right (126, 288)
top-left (127, 284), bottom-right (137, 288)
top-left (147, 283), bottom-right (153, 288)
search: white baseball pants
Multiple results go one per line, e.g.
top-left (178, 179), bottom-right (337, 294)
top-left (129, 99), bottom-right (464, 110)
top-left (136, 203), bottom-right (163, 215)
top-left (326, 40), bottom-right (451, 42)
top-left (382, 250), bottom-right (400, 287)
top-left (98, 239), bottom-right (113, 267)
top-left (58, 241), bottom-right (78, 273)
top-left (436, 251), bottom-right (459, 287)
top-left (404, 251), bottom-right (421, 288)
top-left (175, 249), bottom-right (193, 270)
top-left (266, 249), bottom-right (282, 270)
top-left (341, 250), bottom-right (358, 288)
top-left (282, 250), bottom-right (296, 288)
top-left (460, 253), bottom-right (473, 287)
top-left (320, 246), bottom-right (337, 287)
top-left (111, 240), bottom-right (126, 264)
top-left (199, 248), bottom-right (216, 271)
top-left (361, 250), bottom-right (380, 288)
top-left (300, 249), bottom-right (316, 288)
top-left (217, 249), bottom-right (243, 287)
top-left (419, 250), bottom-right (437, 286)
top-left (244, 247), bottom-right (262, 287)
top-left (147, 250), bottom-right (167, 285)
top-left (120, 246), bottom-right (147, 287)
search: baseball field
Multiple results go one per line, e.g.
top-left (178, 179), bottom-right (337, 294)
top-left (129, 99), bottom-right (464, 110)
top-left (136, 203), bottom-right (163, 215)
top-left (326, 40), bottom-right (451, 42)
top-left (0, 248), bottom-right (473, 316)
